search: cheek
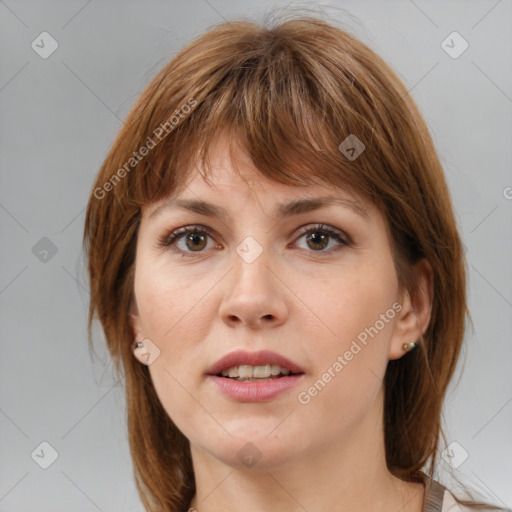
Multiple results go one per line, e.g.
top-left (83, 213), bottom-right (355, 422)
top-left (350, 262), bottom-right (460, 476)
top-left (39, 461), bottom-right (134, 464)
top-left (293, 255), bottom-right (399, 348)
top-left (293, 255), bottom-right (398, 407)
top-left (134, 257), bottom-right (212, 341)
top-left (134, 264), bottom-right (209, 429)
top-left (133, 256), bottom-right (218, 398)
top-left (294, 274), bottom-right (397, 436)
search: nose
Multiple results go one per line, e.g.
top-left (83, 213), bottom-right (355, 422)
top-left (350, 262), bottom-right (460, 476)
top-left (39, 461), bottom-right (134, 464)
top-left (218, 245), bottom-right (289, 330)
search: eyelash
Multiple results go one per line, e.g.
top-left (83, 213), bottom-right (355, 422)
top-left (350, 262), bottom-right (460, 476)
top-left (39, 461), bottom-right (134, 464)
top-left (156, 223), bottom-right (351, 258)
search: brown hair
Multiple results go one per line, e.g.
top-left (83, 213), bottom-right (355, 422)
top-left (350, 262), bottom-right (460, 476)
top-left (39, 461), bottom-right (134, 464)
top-left (83, 11), bottom-right (501, 512)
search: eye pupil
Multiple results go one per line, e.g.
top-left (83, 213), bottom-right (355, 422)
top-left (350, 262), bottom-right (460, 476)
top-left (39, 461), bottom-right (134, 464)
top-left (306, 232), bottom-right (329, 251)
top-left (186, 232), bottom-right (207, 251)
top-left (164, 224), bottom-right (346, 257)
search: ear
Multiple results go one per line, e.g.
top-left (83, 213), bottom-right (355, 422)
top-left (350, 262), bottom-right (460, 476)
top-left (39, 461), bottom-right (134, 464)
top-left (128, 301), bottom-right (144, 342)
top-left (389, 258), bottom-right (434, 360)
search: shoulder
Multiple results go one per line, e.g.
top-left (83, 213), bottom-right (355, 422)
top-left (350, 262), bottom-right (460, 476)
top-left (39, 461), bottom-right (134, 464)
top-left (441, 490), bottom-right (476, 511)
top-left (441, 489), bottom-right (511, 512)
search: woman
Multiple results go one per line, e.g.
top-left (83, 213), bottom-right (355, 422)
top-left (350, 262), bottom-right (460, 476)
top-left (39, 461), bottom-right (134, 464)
top-left (83, 12), bottom-right (508, 512)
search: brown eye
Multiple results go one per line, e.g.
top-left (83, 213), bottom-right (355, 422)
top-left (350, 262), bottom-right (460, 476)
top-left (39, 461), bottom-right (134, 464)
top-left (295, 224), bottom-right (350, 254)
top-left (157, 225), bottom-right (216, 256)
top-left (185, 231), bottom-right (208, 251)
top-left (157, 223), bottom-right (350, 258)
top-left (305, 231), bottom-right (330, 251)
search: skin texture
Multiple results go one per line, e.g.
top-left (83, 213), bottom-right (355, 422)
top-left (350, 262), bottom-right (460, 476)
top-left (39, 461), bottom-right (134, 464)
top-left (130, 135), bottom-right (434, 512)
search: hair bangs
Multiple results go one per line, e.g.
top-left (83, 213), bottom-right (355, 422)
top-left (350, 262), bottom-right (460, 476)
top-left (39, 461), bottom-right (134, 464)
top-left (127, 26), bottom-right (378, 210)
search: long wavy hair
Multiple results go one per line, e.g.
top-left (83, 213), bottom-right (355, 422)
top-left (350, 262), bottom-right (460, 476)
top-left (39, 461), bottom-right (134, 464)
top-left (83, 11), bottom-right (502, 512)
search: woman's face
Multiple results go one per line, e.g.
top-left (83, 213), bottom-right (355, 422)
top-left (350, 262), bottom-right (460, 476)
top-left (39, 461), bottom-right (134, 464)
top-left (130, 135), bottom-right (423, 471)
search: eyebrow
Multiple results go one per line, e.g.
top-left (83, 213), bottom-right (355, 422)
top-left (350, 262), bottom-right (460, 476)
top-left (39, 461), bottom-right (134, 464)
top-left (149, 196), bottom-right (370, 222)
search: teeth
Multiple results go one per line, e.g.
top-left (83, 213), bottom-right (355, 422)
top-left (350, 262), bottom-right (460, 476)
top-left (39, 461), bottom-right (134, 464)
top-left (239, 365), bottom-right (253, 379)
top-left (253, 364), bottom-right (271, 378)
top-left (220, 364), bottom-right (293, 379)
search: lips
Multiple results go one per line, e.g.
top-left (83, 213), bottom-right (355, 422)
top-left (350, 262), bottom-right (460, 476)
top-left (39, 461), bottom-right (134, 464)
top-left (207, 349), bottom-right (305, 376)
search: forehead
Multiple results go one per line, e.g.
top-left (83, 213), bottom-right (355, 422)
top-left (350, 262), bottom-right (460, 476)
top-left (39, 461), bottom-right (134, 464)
top-left (147, 171), bottom-right (374, 230)
top-left (151, 133), bottom-right (373, 217)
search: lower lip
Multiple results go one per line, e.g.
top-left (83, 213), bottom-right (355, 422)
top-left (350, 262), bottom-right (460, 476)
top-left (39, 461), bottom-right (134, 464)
top-left (208, 374), bottom-right (305, 402)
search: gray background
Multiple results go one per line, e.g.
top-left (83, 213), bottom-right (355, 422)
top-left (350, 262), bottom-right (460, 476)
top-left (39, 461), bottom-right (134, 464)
top-left (1, 0), bottom-right (511, 510)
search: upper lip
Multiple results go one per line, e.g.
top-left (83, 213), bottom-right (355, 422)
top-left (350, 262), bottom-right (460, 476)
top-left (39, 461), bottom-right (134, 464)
top-left (207, 350), bottom-right (305, 376)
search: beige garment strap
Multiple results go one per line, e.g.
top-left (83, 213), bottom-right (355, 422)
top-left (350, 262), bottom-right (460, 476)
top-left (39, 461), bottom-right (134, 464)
top-left (422, 477), bottom-right (447, 512)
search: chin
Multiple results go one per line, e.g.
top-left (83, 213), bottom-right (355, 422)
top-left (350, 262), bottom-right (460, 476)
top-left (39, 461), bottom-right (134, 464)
top-left (194, 430), bottom-right (303, 472)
